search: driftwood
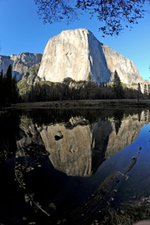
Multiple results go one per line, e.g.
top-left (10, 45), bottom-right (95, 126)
top-left (59, 148), bottom-right (142, 225)
top-left (123, 157), bottom-right (137, 175)
top-left (123, 147), bottom-right (141, 177)
top-left (61, 171), bottom-right (121, 225)
top-left (14, 157), bottom-right (51, 217)
top-left (13, 146), bottom-right (142, 224)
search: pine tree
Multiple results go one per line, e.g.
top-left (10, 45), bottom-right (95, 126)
top-left (5, 64), bottom-right (13, 103)
top-left (2, 65), bottom-right (20, 105)
top-left (12, 74), bottom-right (19, 103)
top-left (0, 70), bottom-right (4, 105)
top-left (113, 70), bottom-right (125, 99)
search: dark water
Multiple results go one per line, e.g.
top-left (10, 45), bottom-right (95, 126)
top-left (0, 107), bottom-right (150, 224)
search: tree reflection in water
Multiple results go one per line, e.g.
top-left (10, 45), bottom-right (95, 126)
top-left (0, 108), bottom-right (150, 224)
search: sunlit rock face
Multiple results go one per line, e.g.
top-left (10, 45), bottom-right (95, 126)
top-left (0, 52), bottom-right (42, 81)
top-left (16, 112), bottom-right (149, 177)
top-left (101, 45), bottom-right (144, 84)
top-left (37, 116), bottom-right (147, 177)
top-left (93, 119), bottom-right (146, 160)
top-left (38, 123), bottom-right (93, 177)
top-left (16, 116), bottom-right (44, 157)
top-left (105, 113), bottom-right (149, 159)
top-left (38, 28), bottom-right (144, 84)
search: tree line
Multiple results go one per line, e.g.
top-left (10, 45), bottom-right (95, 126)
top-left (0, 66), bottom-right (147, 105)
top-left (21, 70), bottom-right (145, 102)
top-left (0, 65), bottom-right (20, 106)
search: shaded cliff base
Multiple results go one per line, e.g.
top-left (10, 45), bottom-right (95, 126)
top-left (10, 99), bottom-right (150, 109)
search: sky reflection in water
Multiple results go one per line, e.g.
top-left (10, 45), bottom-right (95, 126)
top-left (0, 108), bottom-right (150, 224)
top-left (96, 123), bottom-right (150, 205)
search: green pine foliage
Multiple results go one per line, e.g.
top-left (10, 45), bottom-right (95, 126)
top-left (0, 65), bottom-right (20, 106)
top-left (17, 70), bottom-right (146, 102)
top-left (22, 77), bottom-right (144, 102)
top-left (113, 70), bottom-right (125, 99)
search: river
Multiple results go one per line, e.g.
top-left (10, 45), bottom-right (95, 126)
top-left (0, 107), bottom-right (150, 224)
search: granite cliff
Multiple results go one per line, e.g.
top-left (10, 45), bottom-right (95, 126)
top-left (38, 28), bottom-right (144, 84)
top-left (0, 29), bottom-right (145, 86)
top-left (16, 112), bottom-right (148, 177)
top-left (0, 52), bottom-right (42, 81)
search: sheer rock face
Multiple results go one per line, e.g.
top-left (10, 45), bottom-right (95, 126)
top-left (39, 123), bottom-right (93, 177)
top-left (16, 113), bottom-right (148, 177)
top-left (38, 28), bottom-right (144, 84)
top-left (0, 52), bottom-right (42, 80)
top-left (93, 119), bottom-right (146, 160)
top-left (36, 117), bottom-right (146, 177)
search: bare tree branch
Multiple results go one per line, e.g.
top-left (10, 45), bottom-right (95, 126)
top-left (34, 0), bottom-right (146, 36)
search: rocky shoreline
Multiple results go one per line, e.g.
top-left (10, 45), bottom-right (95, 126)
top-left (9, 99), bottom-right (150, 109)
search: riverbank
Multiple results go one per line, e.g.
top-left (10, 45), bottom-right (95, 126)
top-left (9, 99), bottom-right (150, 109)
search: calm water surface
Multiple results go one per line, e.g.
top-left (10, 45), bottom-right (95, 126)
top-left (0, 108), bottom-right (150, 224)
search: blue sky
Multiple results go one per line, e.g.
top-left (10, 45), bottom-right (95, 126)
top-left (0, 0), bottom-right (150, 80)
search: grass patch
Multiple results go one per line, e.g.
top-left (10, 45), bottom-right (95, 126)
top-left (28, 63), bottom-right (40, 76)
top-left (131, 83), bottom-right (138, 86)
top-left (17, 79), bottom-right (31, 95)
top-left (92, 200), bottom-right (150, 225)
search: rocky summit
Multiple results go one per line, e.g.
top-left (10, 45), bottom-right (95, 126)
top-left (0, 52), bottom-right (42, 81)
top-left (38, 28), bottom-right (144, 84)
top-left (0, 29), bottom-right (145, 85)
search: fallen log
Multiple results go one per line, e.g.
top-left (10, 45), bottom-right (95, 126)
top-left (60, 148), bottom-right (142, 225)
top-left (61, 171), bottom-right (121, 225)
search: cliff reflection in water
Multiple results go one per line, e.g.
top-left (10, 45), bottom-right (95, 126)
top-left (16, 109), bottom-right (149, 177)
top-left (1, 108), bottom-right (150, 224)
